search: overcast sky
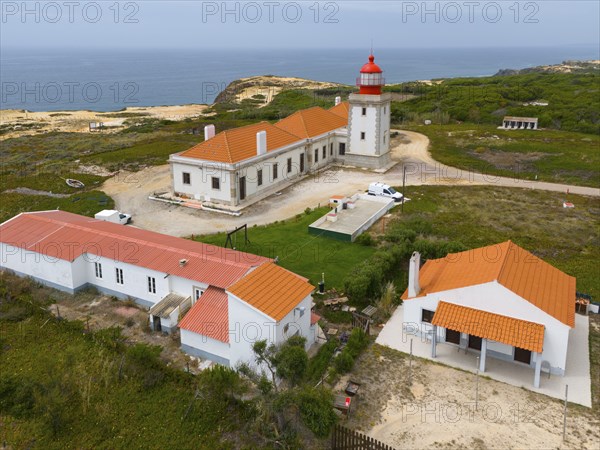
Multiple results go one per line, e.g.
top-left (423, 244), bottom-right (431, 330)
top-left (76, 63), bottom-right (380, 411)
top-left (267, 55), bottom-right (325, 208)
top-left (1, 1), bottom-right (599, 50)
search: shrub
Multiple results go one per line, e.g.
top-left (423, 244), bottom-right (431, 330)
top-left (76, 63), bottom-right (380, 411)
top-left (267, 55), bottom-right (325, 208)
top-left (333, 351), bottom-right (353, 373)
top-left (305, 340), bottom-right (337, 383)
top-left (355, 233), bottom-right (373, 246)
top-left (294, 386), bottom-right (337, 437)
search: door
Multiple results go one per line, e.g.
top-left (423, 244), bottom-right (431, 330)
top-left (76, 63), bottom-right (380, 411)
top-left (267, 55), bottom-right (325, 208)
top-left (514, 347), bottom-right (532, 364)
top-left (445, 328), bottom-right (461, 345)
top-left (153, 316), bottom-right (162, 332)
top-left (339, 143), bottom-right (346, 155)
top-left (468, 334), bottom-right (482, 350)
top-left (239, 176), bottom-right (246, 201)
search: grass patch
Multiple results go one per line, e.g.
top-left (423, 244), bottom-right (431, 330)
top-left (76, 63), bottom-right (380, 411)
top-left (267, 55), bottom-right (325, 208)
top-left (404, 123), bottom-right (600, 188)
top-left (396, 185), bottom-right (600, 299)
top-left (0, 190), bottom-right (114, 224)
top-left (193, 208), bottom-right (376, 289)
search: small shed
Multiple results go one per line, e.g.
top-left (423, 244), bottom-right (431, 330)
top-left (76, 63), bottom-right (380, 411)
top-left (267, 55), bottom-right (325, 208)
top-left (149, 293), bottom-right (191, 333)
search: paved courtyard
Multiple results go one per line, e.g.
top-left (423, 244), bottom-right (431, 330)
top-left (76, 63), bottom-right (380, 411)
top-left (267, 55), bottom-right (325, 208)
top-left (376, 304), bottom-right (592, 407)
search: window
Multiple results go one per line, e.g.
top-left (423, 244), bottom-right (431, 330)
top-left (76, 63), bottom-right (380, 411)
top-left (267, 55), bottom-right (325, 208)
top-left (384, 106), bottom-right (387, 114)
top-left (193, 287), bottom-right (204, 302)
top-left (211, 177), bottom-right (220, 190)
top-left (182, 172), bottom-right (191, 185)
top-left (115, 268), bottom-right (124, 285)
top-left (362, 107), bottom-right (366, 116)
top-left (287, 157), bottom-right (292, 173)
top-left (383, 133), bottom-right (386, 144)
top-left (322, 146), bottom-right (326, 159)
top-left (360, 132), bottom-right (366, 140)
top-left (314, 149), bottom-right (319, 163)
top-left (94, 262), bottom-right (103, 279)
top-left (273, 163), bottom-right (278, 180)
top-left (257, 169), bottom-right (263, 186)
top-left (339, 143), bottom-right (346, 155)
top-left (421, 309), bottom-right (435, 323)
top-left (299, 154), bottom-right (304, 173)
top-left (330, 143), bottom-right (333, 156)
top-left (147, 276), bottom-right (156, 294)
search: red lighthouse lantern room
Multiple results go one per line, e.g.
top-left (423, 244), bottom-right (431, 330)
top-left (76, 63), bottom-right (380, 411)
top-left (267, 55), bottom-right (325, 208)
top-left (357, 54), bottom-right (385, 95)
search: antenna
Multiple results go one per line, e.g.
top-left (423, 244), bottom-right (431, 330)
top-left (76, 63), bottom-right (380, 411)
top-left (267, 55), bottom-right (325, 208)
top-left (370, 39), bottom-right (373, 55)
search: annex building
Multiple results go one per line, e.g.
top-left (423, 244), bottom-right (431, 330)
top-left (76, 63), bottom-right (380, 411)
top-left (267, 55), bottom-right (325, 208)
top-left (0, 210), bottom-right (318, 367)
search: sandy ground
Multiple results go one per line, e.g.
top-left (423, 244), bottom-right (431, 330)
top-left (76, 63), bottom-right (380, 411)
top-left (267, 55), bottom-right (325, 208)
top-left (0, 104), bottom-right (209, 139)
top-left (102, 130), bottom-right (599, 237)
top-left (341, 344), bottom-right (599, 449)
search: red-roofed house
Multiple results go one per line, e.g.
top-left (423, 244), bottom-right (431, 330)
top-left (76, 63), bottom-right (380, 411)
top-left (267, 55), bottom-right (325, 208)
top-left (0, 211), bottom-right (315, 367)
top-left (401, 241), bottom-right (576, 387)
top-left (168, 54), bottom-right (392, 208)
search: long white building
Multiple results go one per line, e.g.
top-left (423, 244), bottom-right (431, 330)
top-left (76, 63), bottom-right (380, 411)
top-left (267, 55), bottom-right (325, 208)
top-left (169, 54), bottom-right (392, 207)
top-left (0, 210), bottom-right (317, 367)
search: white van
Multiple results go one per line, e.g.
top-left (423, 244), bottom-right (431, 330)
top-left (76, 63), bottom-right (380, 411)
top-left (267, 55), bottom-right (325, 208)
top-left (368, 182), bottom-right (403, 203)
top-left (94, 210), bottom-right (132, 225)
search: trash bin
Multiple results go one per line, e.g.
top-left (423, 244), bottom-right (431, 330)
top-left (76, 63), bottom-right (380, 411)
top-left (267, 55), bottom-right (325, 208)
top-left (318, 281), bottom-right (325, 293)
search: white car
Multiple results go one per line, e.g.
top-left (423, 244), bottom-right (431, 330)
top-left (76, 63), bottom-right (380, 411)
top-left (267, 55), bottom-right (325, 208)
top-left (368, 182), bottom-right (403, 203)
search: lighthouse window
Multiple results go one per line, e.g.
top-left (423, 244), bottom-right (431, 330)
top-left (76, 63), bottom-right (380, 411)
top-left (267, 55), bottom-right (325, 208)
top-left (362, 107), bottom-right (366, 116)
top-left (361, 132), bottom-right (366, 140)
top-left (384, 106), bottom-right (387, 114)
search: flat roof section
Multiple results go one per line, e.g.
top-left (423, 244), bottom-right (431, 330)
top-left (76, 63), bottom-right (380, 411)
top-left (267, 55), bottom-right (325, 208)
top-left (309, 194), bottom-right (395, 242)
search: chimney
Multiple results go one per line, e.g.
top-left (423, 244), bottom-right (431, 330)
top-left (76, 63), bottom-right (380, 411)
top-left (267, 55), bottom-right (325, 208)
top-left (179, 259), bottom-right (188, 267)
top-left (408, 251), bottom-right (421, 298)
top-left (204, 124), bottom-right (215, 141)
top-left (256, 130), bottom-right (267, 156)
top-left (335, 96), bottom-right (341, 106)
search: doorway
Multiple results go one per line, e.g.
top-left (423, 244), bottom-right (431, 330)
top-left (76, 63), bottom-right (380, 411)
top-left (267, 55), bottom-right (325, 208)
top-left (239, 176), bottom-right (246, 201)
top-left (514, 347), bottom-right (532, 364)
top-left (445, 328), bottom-right (461, 345)
top-left (152, 316), bottom-right (162, 332)
top-left (468, 334), bottom-right (482, 351)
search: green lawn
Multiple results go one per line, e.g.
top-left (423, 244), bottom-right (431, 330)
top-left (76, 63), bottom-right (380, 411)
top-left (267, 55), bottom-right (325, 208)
top-left (404, 123), bottom-right (600, 188)
top-left (193, 208), bottom-right (376, 289)
top-left (392, 185), bottom-right (600, 299)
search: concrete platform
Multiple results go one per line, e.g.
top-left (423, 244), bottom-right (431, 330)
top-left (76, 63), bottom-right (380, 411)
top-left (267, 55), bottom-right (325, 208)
top-left (308, 194), bottom-right (395, 242)
top-left (376, 305), bottom-right (592, 407)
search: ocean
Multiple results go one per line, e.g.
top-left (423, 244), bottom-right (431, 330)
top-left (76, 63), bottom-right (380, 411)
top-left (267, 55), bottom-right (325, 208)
top-left (1, 46), bottom-right (598, 112)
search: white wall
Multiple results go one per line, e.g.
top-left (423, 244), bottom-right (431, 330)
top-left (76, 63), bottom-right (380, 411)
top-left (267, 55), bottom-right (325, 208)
top-left (171, 160), bottom-right (233, 204)
top-left (169, 275), bottom-right (208, 302)
top-left (403, 281), bottom-right (571, 372)
top-left (274, 294), bottom-right (313, 350)
top-left (180, 328), bottom-right (230, 365)
top-left (1, 242), bottom-right (76, 290)
top-left (349, 104), bottom-right (378, 156)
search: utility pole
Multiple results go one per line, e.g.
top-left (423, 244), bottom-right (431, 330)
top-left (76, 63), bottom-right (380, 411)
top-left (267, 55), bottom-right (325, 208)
top-left (475, 356), bottom-right (480, 410)
top-left (563, 384), bottom-right (569, 442)
top-left (408, 338), bottom-right (413, 385)
top-left (402, 165), bottom-right (406, 213)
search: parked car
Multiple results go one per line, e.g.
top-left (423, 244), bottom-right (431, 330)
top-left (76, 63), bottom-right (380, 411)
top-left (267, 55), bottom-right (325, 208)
top-left (94, 209), bottom-right (132, 225)
top-left (367, 182), bottom-right (403, 202)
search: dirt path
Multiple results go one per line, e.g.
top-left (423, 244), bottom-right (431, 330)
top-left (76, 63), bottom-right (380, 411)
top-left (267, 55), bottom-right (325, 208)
top-left (102, 130), bottom-right (600, 237)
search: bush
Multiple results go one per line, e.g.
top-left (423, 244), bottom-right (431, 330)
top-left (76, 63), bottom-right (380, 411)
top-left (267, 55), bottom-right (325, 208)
top-left (355, 233), bottom-right (373, 246)
top-left (333, 351), bottom-right (353, 373)
top-left (295, 387), bottom-right (337, 437)
top-left (0, 375), bottom-right (36, 418)
top-left (305, 340), bottom-right (337, 383)
top-left (275, 345), bottom-right (308, 386)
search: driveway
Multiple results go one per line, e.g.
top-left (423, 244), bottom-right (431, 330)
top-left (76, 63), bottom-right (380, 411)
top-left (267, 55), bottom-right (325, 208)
top-left (102, 130), bottom-right (600, 237)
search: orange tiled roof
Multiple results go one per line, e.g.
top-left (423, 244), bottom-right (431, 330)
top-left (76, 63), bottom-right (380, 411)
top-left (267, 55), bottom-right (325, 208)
top-left (432, 301), bottom-right (545, 353)
top-left (179, 286), bottom-right (229, 343)
top-left (178, 121), bottom-right (301, 163)
top-left (228, 262), bottom-right (314, 321)
top-left (329, 101), bottom-right (349, 119)
top-left (402, 241), bottom-right (576, 327)
top-left (274, 106), bottom-right (347, 139)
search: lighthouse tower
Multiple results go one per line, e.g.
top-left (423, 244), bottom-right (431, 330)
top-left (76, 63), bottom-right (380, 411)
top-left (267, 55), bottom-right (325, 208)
top-left (344, 54), bottom-right (392, 169)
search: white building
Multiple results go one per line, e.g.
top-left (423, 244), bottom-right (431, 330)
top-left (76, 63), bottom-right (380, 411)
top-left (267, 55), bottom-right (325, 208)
top-left (0, 210), bottom-right (317, 367)
top-left (502, 116), bottom-right (539, 130)
top-left (402, 241), bottom-right (576, 388)
top-left (168, 54), bottom-right (392, 208)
